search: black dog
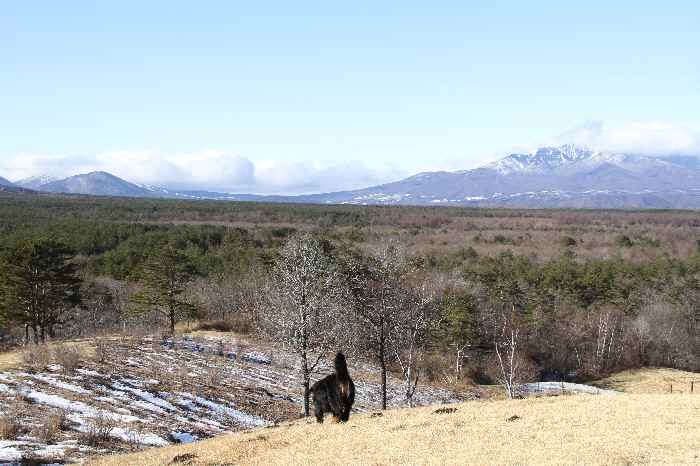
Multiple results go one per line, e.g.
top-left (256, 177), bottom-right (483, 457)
top-left (310, 352), bottom-right (355, 423)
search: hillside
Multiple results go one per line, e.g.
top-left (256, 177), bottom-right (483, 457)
top-left (40, 171), bottom-right (154, 197)
top-left (0, 334), bottom-right (459, 463)
top-left (90, 393), bottom-right (700, 465)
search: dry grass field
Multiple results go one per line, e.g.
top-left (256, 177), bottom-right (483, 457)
top-left (89, 393), bottom-right (699, 466)
top-left (593, 367), bottom-right (700, 394)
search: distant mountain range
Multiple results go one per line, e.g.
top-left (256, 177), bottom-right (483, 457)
top-left (0, 176), bottom-right (35, 193)
top-left (6, 144), bottom-right (700, 208)
top-left (0, 176), bottom-right (15, 187)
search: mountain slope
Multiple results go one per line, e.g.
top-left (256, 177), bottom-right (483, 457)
top-left (305, 146), bottom-right (700, 208)
top-left (14, 174), bottom-right (59, 189)
top-left (0, 176), bottom-right (15, 187)
top-left (40, 171), bottom-right (155, 197)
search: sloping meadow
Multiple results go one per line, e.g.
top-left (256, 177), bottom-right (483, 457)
top-left (0, 335), bottom-right (460, 463)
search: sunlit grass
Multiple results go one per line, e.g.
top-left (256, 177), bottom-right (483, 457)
top-left (90, 392), bottom-right (699, 465)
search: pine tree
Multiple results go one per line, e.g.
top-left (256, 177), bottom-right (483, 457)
top-left (0, 238), bottom-right (81, 343)
top-left (129, 245), bottom-right (197, 334)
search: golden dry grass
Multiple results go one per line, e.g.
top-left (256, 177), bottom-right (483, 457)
top-left (593, 368), bottom-right (700, 394)
top-left (0, 349), bottom-right (24, 371)
top-left (0, 338), bottom-right (97, 371)
top-left (88, 394), bottom-right (699, 466)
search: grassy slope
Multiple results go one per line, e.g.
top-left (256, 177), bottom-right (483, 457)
top-left (89, 393), bottom-right (699, 466)
top-left (592, 367), bottom-right (699, 394)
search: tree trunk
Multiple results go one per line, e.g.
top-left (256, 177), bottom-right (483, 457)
top-left (169, 308), bottom-right (176, 335)
top-left (379, 331), bottom-right (387, 410)
top-left (301, 350), bottom-right (311, 416)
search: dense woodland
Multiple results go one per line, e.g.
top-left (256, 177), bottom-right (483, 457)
top-left (0, 193), bottom-right (697, 402)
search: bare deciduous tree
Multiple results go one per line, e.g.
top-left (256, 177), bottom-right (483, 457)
top-left (261, 233), bottom-right (342, 416)
top-left (389, 275), bottom-right (441, 407)
top-left (491, 307), bottom-right (522, 399)
top-left (344, 243), bottom-right (417, 410)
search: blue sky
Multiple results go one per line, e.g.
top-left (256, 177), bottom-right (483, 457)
top-left (1, 1), bottom-right (699, 193)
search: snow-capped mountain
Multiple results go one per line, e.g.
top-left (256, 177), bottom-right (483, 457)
top-left (4, 145), bottom-right (700, 208)
top-left (14, 175), bottom-right (60, 190)
top-left (302, 145), bottom-right (700, 208)
top-left (39, 171), bottom-right (155, 197)
top-left (0, 176), bottom-right (15, 187)
top-left (482, 144), bottom-right (596, 175)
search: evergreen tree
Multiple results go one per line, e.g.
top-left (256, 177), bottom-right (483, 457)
top-left (129, 245), bottom-right (197, 334)
top-left (0, 238), bottom-right (81, 343)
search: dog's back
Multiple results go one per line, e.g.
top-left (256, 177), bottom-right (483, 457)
top-left (311, 352), bottom-right (355, 423)
top-left (334, 352), bottom-right (355, 408)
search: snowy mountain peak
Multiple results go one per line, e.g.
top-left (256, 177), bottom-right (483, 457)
top-left (15, 175), bottom-right (59, 189)
top-left (485, 144), bottom-right (596, 174)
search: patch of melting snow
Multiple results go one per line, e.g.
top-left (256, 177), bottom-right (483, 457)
top-left (110, 427), bottom-right (169, 447)
top-left (47, 364), bottom-right (62, 372)
top-left (19, 387), bottom-right (139, 422)
top-left (68, 413), bottom-right (170, 447)
top-left (171, 432), bottom-right (199, 444)
top-left (76, 368), bottom-right (105, 377)
top-left (30, 373), bottom-right (92, 394)
top-left (32, 442), bottom-right (76, 460)
top-left (120, 377), bottom-right (145, 387)
top-left (0, 441), bottom-right (24, 461)
top-left (111, 381), bottom-right (177, 412)
top-left (242, 352), bottom-right (271, 365)
top-left (180, 393), bottom-right (269, 427)
top-left (520, 382), bottom-right (619, 396)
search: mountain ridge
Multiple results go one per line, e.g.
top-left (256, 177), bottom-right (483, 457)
top-left (0, 176), bottom-right (15, 187)
top-left (4, 145), bottom-right (700, 208)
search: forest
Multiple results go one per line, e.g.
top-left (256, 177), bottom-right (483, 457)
top-left (0, 192), bottom-right (697, 403)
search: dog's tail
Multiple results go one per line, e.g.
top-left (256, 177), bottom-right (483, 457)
top-left (334, 352), bottom-right (350, 380)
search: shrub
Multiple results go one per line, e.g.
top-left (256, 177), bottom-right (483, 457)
top-left (94, 338), bottom-right (110, 364)
top-left (0, 411), bottom-right (23, 440)
top-left (33, 411), bottom-right (66, 444)
top-left (616, 235), bottom-right (633, 247)
top-left (82, 413), bottom-right (116, 446)
top-left (125, 422), bottom-right (148, 450)
top-left (205, 364), bottom-right (224, 387)
top-left (22, 344), bottom-right (52, 372)
top-left (54, 344), bottom-right (83, 374)
top-left (195, 320), bottom-right (234, 332)
top-left (561, 236), bottom-right (577, 247)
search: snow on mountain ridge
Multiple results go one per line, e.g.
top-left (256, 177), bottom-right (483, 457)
top-left (483, 144), bottom-right (597, 174)
top-left (15, 175), bottom-right (59, 189)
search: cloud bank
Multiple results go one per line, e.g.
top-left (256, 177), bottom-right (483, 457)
top-left (2, 121), bottom-right (698, 194)
top-left (0, 151), bottom-right (410, 195)
top-left (552, 121), bottom-right (700, 155)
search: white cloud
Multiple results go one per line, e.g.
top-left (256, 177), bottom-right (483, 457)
top-left (3, 121), bottom-right (698, 194)
top-left (553, 121), bottom-right (700, 155)
top-left (254, 159), bottom-right (410, 194)
top-left (0, 151), bottom-right (257, 191)
top-left (0, 151), bottom-right (406, 194)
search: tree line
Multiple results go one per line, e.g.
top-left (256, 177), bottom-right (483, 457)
top-left (1, 228), bottom-right (697, 411)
